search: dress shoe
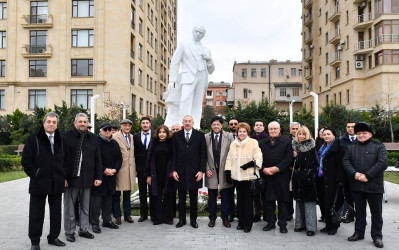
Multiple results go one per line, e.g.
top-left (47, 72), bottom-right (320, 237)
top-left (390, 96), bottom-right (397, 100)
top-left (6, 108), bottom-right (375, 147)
top-left (31, 245), bottom-right (40, 250)
top-left (343, 216), bottom-right (355, 223)
top-left (244, 228), bottom-right (251, 233)
top-left (307, 231), bottom-right (315, 236)
top-left (176, 219), bottom-right (186, 228)
top-left (228, 215), bottom-right (234, 222)
top-left (263, 224), bottom-right (276, 231)
top-left (92, 225), bottom-right (101, 234)
top-left (103, 220), bottom-right (119, 229)
top-left (328, 228), bottom-right (338, 235)
top-left (124, 216), bottom-right (134, 223)
top-left (48, 238), bottom-right (66, 246)
top-left (280, 227), bottom-right (288, 234)
top-left (65, 234), bottom-right (75, 243)
top-left (348, 233), bottom-right (364, 241)
top-left (78, 231), bottom-right (94, 239)
top-left (190, 220), bottom-right (198, 228)
top-left (236, 224), bottom-right (244, 230)
top-left (320, 226), bottom-right (329, 233)
top-left (294, 227), bottom-right (306, 232)
top-left (253, 214), bottom-right (261, 222)
top-left (208, 219), bottom-right (215, 227)
top-left (115, 217), bottom-right (122, 225)
top-left (373, 239), bottom-right (384, 248)
top-left (138, 216), bottom-right (148, 222)
top-left (222, 219), bottom-right (231, 228)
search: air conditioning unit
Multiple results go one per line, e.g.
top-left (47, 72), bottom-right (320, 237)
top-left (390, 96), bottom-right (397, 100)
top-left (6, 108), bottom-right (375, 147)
top-left (248, 89), bottom-right (252, 93)
top-left (309, 44), bottom-right (314, 49)
top-left (355, 61), bottom-right (364, 69)
top-left (38, 18), bottom-right (45, 23)
top-left (356, 55), bottom-right (364, 61)
top-left (337, 45), bottom-right (343, 51)
top-left (360, 1), bottom-right (367, 9)
top-left (339, 39), bottom-right (346, 45)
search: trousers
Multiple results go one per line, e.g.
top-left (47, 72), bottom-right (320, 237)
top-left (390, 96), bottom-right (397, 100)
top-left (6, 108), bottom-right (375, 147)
top-left (64, 187), bottom-right (90, 235)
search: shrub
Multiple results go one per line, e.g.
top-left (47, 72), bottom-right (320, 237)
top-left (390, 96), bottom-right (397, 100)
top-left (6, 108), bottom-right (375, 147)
top-left (0, 145), bottom-right (19, 155)
top-left (0, 158), bottom-right (14, 172)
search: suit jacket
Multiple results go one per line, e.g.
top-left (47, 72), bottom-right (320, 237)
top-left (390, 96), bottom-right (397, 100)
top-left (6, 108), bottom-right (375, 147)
top-left (114, 131), bottom-right (136, 191)
top-left (205, 131), bottom-right (234, 190)
top-left (134, 131), bottom-right (154, 172)
top-left (169, 42), bottom-right (215, 85)
top-left (171, 129), bottom-right (207, 190)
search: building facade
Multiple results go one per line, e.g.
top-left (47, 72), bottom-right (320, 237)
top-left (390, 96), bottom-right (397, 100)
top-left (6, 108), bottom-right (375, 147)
top-left (232, 60), bottom-right (303, 111)
top-left (302, 0), bottom-right (399, 111)
top-left (0, 0), bottom-right (177, 118)
top-left (202, 81), bottom-right (230, 115)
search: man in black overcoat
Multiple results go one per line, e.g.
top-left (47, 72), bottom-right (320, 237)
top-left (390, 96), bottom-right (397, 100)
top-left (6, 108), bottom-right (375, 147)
top-left (172, 115), bottom-right (207, 228)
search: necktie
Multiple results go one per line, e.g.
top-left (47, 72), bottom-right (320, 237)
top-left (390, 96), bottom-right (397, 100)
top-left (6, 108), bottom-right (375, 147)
top-left (143, 133), bottom-right (149, 149)
top-left (125, 135), bottom-right (130, 148)
top-left (351, 136), bottom-right (354, 142)
top-left (186, 132), bottom-right (190, 142)
top-left (49, 135), bottom-right (54, 155)
top-left (233, 134), bottom-right (237, 139)
top-left (215, 134), bottom-right (219, 145)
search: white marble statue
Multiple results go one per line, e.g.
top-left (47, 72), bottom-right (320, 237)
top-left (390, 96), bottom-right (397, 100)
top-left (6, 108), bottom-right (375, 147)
top-left (164, 25), bottom-right (215, 129)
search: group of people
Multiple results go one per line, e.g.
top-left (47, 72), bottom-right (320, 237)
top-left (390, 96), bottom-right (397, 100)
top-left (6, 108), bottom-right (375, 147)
top-left (22, 112), bottom-right (388, 250)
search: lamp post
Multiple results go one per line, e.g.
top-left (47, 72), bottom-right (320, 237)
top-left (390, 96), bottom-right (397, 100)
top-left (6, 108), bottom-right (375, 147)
top-left (90, 94), bottom-right (100, 132)
top-left (121, 102), bottom-right (126, 119)
top-left (289, 100), bottom-right (296, 125)
top-left (310, 92), bottom-right (319, 138)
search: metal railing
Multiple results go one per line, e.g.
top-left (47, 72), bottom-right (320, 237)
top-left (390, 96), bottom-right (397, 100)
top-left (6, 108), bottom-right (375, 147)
top-left (329, 5), bottom-right (340, 19)
top-left (375, 34), bottom-right (399, 45)
top-left (330, 51), bottom-right (341, 63)
top-left (355, 39), bottom-right (375, 51)
top-left (25, 14), bottom-right (48, 24)
top-left (329, 28), bottom-right (341, 41)
top-left (26, 44), bottom-right (48, 53)
top-left (355, 12), bottom-right (373, 25)
top-left (305, 50), bottom-right (313, 60)
top-left (305, 69), bottom-right (312, 78)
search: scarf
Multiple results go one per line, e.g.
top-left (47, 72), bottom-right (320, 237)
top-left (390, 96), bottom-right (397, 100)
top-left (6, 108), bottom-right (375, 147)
top-left (317, 139), bottom-right (335, 177)
top-left (252, 131), bottom-right (267, 142)
top-left (99, 133), bottom-right (113, 142)
top-left (73, 129), bottom-right (87, 177)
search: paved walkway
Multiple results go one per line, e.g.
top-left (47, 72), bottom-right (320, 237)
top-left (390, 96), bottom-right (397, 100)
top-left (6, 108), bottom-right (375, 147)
top-left (1, 178), bottom-right (398, 249)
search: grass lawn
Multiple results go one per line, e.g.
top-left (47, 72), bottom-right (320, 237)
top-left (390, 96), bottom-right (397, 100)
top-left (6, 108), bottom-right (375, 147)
top-left (0, 170), bottom-right (27, 183)
top-left (385, 172), bottom-right (399, 185)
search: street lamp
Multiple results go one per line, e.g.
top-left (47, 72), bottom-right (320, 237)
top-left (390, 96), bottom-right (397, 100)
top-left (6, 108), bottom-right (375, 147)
top-left (310, 92), bottom-right (319, 138)
top-left (289, 100), bottom-right (296, 125)
top-left (90, 94), bottom-right (100, 132)
top-left (121, 102), bottom-right (126, 120)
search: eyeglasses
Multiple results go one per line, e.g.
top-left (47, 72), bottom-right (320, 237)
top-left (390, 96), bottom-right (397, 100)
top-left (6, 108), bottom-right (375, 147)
top-left (229, 123), bottom-right (238, 126)
top-left (102, 127), bottom-right (112, 132)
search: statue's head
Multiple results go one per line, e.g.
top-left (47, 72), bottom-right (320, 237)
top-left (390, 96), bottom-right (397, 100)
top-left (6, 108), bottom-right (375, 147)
top-left (192, 26), bottom-right (206, 42)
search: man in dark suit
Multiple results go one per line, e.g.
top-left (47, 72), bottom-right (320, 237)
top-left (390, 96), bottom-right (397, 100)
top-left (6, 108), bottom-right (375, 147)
top-left (22, 112), bottom-right (67, 250)
top-left (133, 116), bottom-right (153, 222)
top-left (172, 115), bottom-right (207, 228)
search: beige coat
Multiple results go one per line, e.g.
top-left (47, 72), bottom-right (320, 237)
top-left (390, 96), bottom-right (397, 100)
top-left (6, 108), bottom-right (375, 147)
top-left (205, 131), bottom-right (234, 190)
top-left (113, 131), bottom-right (136, 191)
top-left (225, 137), bottom-right (263, 181)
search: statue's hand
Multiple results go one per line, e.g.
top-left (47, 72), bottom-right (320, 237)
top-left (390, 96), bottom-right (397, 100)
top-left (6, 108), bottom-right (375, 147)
top-left (201, 54), bottom-right (211, 62)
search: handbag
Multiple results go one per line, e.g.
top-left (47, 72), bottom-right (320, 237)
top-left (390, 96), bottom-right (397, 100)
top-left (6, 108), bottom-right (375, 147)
top-left (330, 185), bottom-right (355, 225)
top-left (249, 161), bottom-right (266, 194)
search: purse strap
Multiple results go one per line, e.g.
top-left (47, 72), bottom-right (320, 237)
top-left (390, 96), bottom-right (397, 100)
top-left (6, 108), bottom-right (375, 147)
top-left (252, 160), bottom-right (258, 178)
top-left (332, 185), bottom-right (346, 209)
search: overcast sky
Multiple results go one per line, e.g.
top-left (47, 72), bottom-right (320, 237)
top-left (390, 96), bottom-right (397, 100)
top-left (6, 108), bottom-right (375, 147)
top-left (176, 0), bottom-right (303, 84)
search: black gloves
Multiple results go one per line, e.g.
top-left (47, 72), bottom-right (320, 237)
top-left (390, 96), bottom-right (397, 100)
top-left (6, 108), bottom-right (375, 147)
top-left (225, 170), bottom-right (232, 184)
top-left (240, 160), bottom-right (255, 170)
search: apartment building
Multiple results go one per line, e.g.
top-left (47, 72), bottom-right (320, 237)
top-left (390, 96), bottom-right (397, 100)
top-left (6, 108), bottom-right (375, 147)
top-left (232, 60), bottom-right (303, 111)
top-left (302, 0), bottom-right (399, 111)
top-left (0, 0), bottom-right (177, 118)
top-left (202, 81), bottom-right (230, 115)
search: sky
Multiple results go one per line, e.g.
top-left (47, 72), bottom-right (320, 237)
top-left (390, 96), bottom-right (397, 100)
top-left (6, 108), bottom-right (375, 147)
top-left (176, 0), bottom-right (303, 84)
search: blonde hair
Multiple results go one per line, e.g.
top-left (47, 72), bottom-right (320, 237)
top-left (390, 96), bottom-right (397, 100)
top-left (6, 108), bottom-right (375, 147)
top-left (295, 126), bottom-right (312, 142)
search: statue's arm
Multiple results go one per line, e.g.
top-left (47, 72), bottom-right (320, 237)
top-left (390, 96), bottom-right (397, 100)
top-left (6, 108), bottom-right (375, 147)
top-left (206, 50), bottom-right (215, 74)
top-left (169, 43), bottom-right (184, 84)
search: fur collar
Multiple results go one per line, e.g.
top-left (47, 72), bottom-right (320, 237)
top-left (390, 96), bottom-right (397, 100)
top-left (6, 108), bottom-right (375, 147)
top-left (292, 138), bottom-right (315, 152)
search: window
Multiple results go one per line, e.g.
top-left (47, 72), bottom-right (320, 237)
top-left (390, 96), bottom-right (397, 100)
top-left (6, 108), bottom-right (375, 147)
top-left (325, 32), bottom-right (328, 45)
top-left (278, 68), bottom-right (284, 76)
top-left (325, 52), bottom-right (329, 65)
top-left (131, 94), bottom-right (136, 112)
top-left (0, 60), bottom-right (4, 77)
top-left (206, 100), bottom-right (212, 105)
top-left (29, 60), bottom-right (47, 77)
top-left (0, 31), bottom-right (6, 48)
top-left (138, 43), bottom-right (143, 59)
top-left (138, 69), bottom-right (142, 85)
top-left (243, 89), bottom-right (248, 98)
top-left (310, 101), bottom-right (313, 112)
top-left (261, 68), bottom-right (266, 77)
top-left (216, 101), bottom-right (220, 106)
top-left (262, 91), bottom-right (265, 98)
top-left (335, 65), bottom-right (340, 79)
top-left (0, 2), bottom-right (6, 19)
top-left (146, 101), bottom-right (149, 114)
top-left (375, 20), bottom-right (399, 44)
top-left (72, 30), bottom-right (93, 47)
top-left (71, 89), bottom-right (92, 109)
top-left (298, 69), bottom-right (303, 76)
top-left (30, 1), bottom-right (48, 23)
top-left (290, 68), bottom-right (296, 76)
top-left (131, 6), bottom-right (135, 29)
top-left (346, 60), bottom-right (349, 74)
top-left (280, 88), bottom-right (286, 96)
top-left (150, 103), bottom-right (152, 115)
top-left (334, 93), bottom-right (337, 104)
top-left (147, 28), bottom-right (150, 42)
top-left (0, 89), bottom-right (4, 109)
top-left (292, 87), bottom-right (299, 96)
top-left (216, 91), bottom-right (220, 97)
top-left (71, 59), bottom-right (93, 76)
top-left (222, 91), bottom-right (227, 97)
top-left (29, 30), bottom-right (47, 53)
top-left (72, 0), bottom-right (94, 17)
top-left (241, 69), bottom-right (247, 77)
top-left (326, 95), bottom-right (329, 104)
top-left (139, 18), bottom-right (143, 34)
top-left (146, 74), bottom-right (149, 89)
top-left (339, 92), bottom-right (342, 104)
top-left (206, 90), bottom-right (212, 97)
top-left (375, 50), bottom-right (399, 65)
top-left (29, 90), bottom-right (46, 109)
top-left (347, 89), bottom-right (350, 103)
top-left (130, 62), bottom-right (134, 85)
top-left (375, 0), bottom-right (399, 17)
top-left (251, 68), bottom-right (256, 77)
top-left (139, 98), bottom-right (143, 114)
top-left (146, 51), bottom-right (150, 65)
top-left (325, 74), bottom-right (329, 86)
top-left (369, 55), bottom-right (372, 69)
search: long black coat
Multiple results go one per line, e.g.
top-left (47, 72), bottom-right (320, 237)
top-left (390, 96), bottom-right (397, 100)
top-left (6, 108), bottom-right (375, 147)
top-left (259, 136), bottom-right (294, 202)
top-left (22, 127), bottom-right (68, 195)
top-left (63, 128), bottom-right (102, 188)
top-left (134, 131), bottom-right (154, 172)
top-left (171, 129), bottom-right (206, 190)
top-left (91, 136), bottom-right (122, 196)
top-left (292, 139), bottom-right (318, 202)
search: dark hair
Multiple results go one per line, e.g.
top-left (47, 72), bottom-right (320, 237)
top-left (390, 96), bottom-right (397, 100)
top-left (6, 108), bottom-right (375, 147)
top-left (140, 116), bottom-right (151, 123)
top-left (323, 127), bottom-right (337, 137)
top-left (254, 119), bottom-right (264, 126)
top-left (210, 116), bottom-right (224, 125)
top-left (346, 121), bottom-right (357, 125)
top-left (228, 117), bottom-right (238, 124)
top-left (237, 122), bottom-right (251, 134)
top-left (153, 125), bottom-right (171, 140)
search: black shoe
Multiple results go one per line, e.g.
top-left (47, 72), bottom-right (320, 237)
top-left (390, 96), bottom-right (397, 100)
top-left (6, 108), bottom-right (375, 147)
top-left (328, 228), bottom-right (338, 235)
top-left (244, 228), bottom-right (251, 233)
top-left (253, 214), bottom-right (261, 222)
top-left (263, 224), bottom-right (276, 231)
top-left (373, 239), bottom-right (384, 248)
top-left (208, 219), bottom-right (215, 227)
top-left (48, 238), bottom-right (66, 247)
top-left (138, 216), bottom-right (148, 222)
top-left (176, 219), bottom-right (186, 228)
top-left (236, 224), bottom-right (244, 230)
top-left (320, 226), bottom-right (329, 233)
top-left (294, 227), bottom-right (306, 232)
top-left (228, 215), bottom-right (234, 222)
top-left (280, 227), bottom-right (288, 233)
top-left (348, 233), bottom-right (364, 241)
top-left (31, 245), bottom-right (40, 250)
top-left (78, 231), bottom-right (94, 239)
top-left (103, 220), bottom-right (119, 229)
top-left (286, 215), bottom-right (293, 221)
top-left (190, 220), bottom-right (198, 228)
top-left (92, 225), bottom-right (101, 234)
top-left (65, 234), bottom-right (75, 242)
top-left (307, 231), bottom-right (315, 236)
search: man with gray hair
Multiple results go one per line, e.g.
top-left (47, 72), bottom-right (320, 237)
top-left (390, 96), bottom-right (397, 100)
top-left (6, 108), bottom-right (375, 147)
top-left (22, 112), bottom-right (68, 250)
top-left (63, 113), bottom-right (102, 243)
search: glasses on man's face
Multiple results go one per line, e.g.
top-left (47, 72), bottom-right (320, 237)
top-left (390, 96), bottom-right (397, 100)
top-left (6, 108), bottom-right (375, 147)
top-left (103, 127), bottom-right (112, 132)
top-left (229, 123), bottom-right (238, 126)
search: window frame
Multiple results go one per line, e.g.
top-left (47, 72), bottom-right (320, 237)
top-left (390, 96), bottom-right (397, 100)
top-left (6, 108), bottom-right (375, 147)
top-left (72, 0), bottom-right (94, 18)
top-left (29, 60), bottom-right (47, 77)
top-left (70, 89), bottom-right (93, 109)
top-left (72, 29), bottom-right (94, 47)
top-left (71, 59), bottom-right (93, 77)
top-left (28, 89), bottom-right (46, 109)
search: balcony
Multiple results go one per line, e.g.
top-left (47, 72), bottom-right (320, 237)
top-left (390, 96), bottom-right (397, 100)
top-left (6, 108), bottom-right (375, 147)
top-left (304, 0), bottom-right (313, 9)
top-left (375, 34), bottom-right (399, 46)
top-left (206, 93), bottom-right (213, 100)
top-left (22, 44), bottom-right (52, 58)
top-left (22, 15), bottom-right (53, 28)
top-left (305, 50), bottom-right (313, 62)
top-left (354, 39), bottom-right (375, 55)
top-left (329, 52), bottom-right (341, 66)
top-left (354, 13), bottom-right (374, 30)
top-left (329, 29), bottom-right (341, 44)
top-left (304, 69), bottom-right (313, 80)
top-left (305, 32), bottom-right (313, 45)
top-left (328, 5), bottom-right (340, 22)
top-left (304, 13), bottom-right (313, 27)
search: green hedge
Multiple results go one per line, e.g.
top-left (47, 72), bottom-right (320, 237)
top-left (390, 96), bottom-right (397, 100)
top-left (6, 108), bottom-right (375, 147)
top-left (0, 155), bottom-right (22, 172)
top-left (0, 145), bottom-right (19, 155)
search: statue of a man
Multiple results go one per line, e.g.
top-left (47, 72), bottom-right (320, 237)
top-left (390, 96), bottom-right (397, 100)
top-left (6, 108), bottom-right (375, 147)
top-left (164, 26), bottom-right (215, 129)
